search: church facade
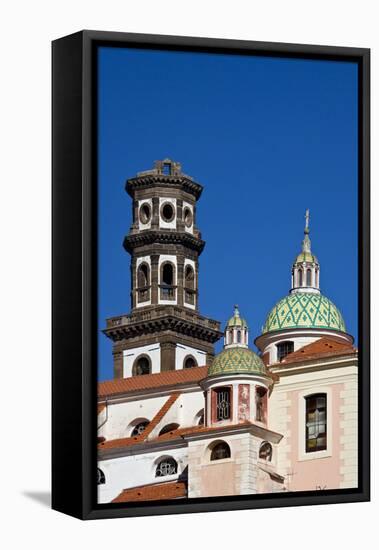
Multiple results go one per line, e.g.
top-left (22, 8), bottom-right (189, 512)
top-left (97, 160), bottom-right (358, 503)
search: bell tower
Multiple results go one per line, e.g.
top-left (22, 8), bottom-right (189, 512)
top-left (103, 159), bottom-right (223, 378)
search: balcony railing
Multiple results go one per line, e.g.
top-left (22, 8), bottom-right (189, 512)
top-left (159, 284), bottom-right (176, 300)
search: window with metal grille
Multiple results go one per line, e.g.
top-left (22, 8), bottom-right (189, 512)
top-left (277, 341), bottom-right (294, 361)
top-left (97, 468), bottom-right (105, 485)
top-left (305, 394), bottom-right (327, 452)
top-left (215, 387), bottom-right (231, 421)
top-left (155, 457), bottom-right (178, 477)
top-left (210, 441), bottom-right (231, 461)
top-left (131, 421), bottom-right (149, 436)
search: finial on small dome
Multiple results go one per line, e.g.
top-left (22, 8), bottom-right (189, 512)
top-left (234, 304), bottom-right (240, 316)
top-left (304, 208), bottom-right (310, 234)
top-left (302, 209), bottom-right (311, 253)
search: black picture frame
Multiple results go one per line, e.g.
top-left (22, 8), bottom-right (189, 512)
top-left (52, 30), bottom-right (370, 520)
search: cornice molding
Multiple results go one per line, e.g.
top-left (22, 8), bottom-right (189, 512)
top-left (123, 230), bottom-right (205, 254)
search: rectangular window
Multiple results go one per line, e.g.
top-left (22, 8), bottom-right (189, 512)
top-left (215, 387), bottom-right (231, 421)
top-left (277, 341), bottom-right (294, 362)
top-left (305, 394), bottom-right (327, 452)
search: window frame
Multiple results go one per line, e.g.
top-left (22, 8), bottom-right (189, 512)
top-left (298, 387), bottom-right (333, 461)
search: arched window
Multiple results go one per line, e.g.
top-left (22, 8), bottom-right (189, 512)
top-left (210, 441), bottom-right (231, 461)
top-left (139, 202), bottom-right (151, 224)
top-left (184, 265), bottom-right (195, 305)
top-left (298, 269), bottom-right (303, 287)
top-left (155, 457), bottom-right (178, 477)
top-left (132, 355), bottom-right (151, 376)
top-left (137, 263), bottom-right (150, 302)
top-left (305, 393), bottom-right (327, 452)
top-left (306, 268), bottom-right (312, 286)
top-left (256, 387), bottom-right (267, 423)
top-left (183, 355), bottom-right (197, 369)
top-left (160, 262), bottom-right (175, 299)
top-left (277, 341), bottom-right (294, 362)
top-left (159, 423), bottom-right (180, 436)
top-left (97, 468), bottom-right (105, 485)
top-left (259, 441), bottom-right (273, 461)
top-left (131, 420), bottom-right (150, 437)
top-left (237, 330), bottom-right (242, 343)
top-left (197, 413), bottom-right (204, 426)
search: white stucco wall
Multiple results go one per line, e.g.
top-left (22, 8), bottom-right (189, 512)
top-left (175, 343), bottom-right (206, 370)
top-left (98, 446), bottom-right (188, 503)
top-left (123, 343), bottom-right (161, 378)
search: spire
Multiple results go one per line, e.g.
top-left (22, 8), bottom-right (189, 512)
top-left (290, 210), bottom-right (320, 295)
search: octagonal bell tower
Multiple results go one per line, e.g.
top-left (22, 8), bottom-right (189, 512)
top-left (103, 159), bottom-right (223, 378)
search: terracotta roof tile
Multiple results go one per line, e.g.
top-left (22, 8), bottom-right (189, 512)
top-left (98, 392), bottom-right (180, 450)
top-left (112, 481), bottom-right (187, 503)
top-left (277, 337), bottom-right (356, 366)
top-left (98, 366), bottom-right (208, 398)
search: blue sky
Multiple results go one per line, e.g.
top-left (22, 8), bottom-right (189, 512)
top-left (98, 46), bottom-right (358, 382)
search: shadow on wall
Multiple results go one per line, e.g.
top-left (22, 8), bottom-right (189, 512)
top-left (22, 491), bottom-right (51, 508)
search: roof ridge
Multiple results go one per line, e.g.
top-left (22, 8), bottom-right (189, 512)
top-left (98, 366), bottom-right (208, 398)
top-left (141, 392), bottom-right (180, 441)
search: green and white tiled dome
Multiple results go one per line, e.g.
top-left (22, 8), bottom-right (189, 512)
top-left (262, 292), bottom-right (346, 334)
top-left (294, 251), bottom-right (318, 264)
top-left (226, 305), bottom-right (248, 328)
top-left (208, 347), bottom-right (268, 377)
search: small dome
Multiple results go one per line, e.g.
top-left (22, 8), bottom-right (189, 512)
top-left (262, 292), bottom-right (346, 334)
top-left (226, 305), bottom-right (248, 328)
top-left (294, 251), bottom-right (318, 264)
top-left (208, 347), bottom-right (268, 377)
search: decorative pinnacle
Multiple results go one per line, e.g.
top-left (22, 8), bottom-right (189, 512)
top-left (302, 209), bottom-right (311, 253)
top-left (234, 304), bottom-right (240, 317)
top-left (305, 208), bottom-right (310, 234)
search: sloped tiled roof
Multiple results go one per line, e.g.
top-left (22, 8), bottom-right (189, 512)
top-left (278, 337), bottom-right (356, 365)
top-left (98, 366), bottom-right (208, 398)
top-left (112, 481), bottom-right (187, 503)
top-left (98, 392), bottom-right (180, 450)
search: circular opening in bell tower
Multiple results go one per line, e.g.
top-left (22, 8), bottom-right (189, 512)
top-left (161, 202), bottom-right (175, 223)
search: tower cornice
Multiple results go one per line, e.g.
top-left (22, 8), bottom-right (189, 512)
top-left (126, 174), bottom-right (203, 200)
top-left (123, 230), bottom-right (205, 254)
top-left (103, 305), bottom-right (223, 344)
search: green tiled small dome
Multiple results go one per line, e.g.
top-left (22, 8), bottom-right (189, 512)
top-left (295, 251), bottom-right (318, 264)
top-left (262, 292), bottom-right (346, 334)
top-left (208, 347), bottom-right (268, 377)
top-left (226, 305), bottom-right (248, 328)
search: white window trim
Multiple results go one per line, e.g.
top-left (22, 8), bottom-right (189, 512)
top-left (298, 386), bottom-right (332, 461)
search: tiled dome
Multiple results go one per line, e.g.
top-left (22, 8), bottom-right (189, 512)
top-left (226, 305), bottom-right (248, 328)
top-left (208, 347), bottom-right (268, 377)
top-left (294, 251), bottom-right (318, 264)
top-left (262, 292), bottom-right (346, 334)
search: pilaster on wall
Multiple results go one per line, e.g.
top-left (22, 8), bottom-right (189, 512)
top-left (113, 351), bottom-right (123, 379)
top-left (339, 378), bottom-right (358, 488)
top-left (268, 390), bottom-right (292, 483)
top-left (160, 342), bottom-right (176, 372)
top-left (233, 434), bottom-right (259, 495)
